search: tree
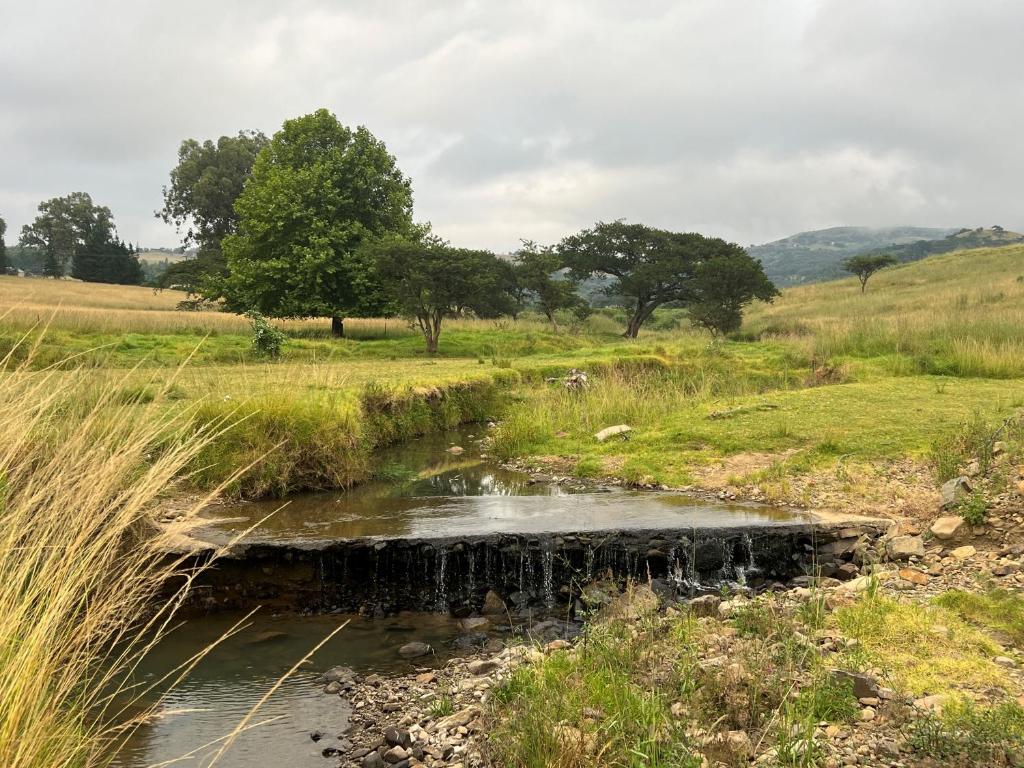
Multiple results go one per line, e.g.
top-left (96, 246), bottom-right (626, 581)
top-left (0, 213), bottom-right (7, 274)
top-left (20, 192), bottom-right (112, 277)
top-left (842, 253), bottom-right (896, 292)
top-left (372, 235), bottom-right (515, 353)
top-left (688, 250), bottom-right (778, 336)
top-left (512, 241), bottom-right (587, 332)
top-left (71, 232), bottom-right (143, 285)
top-left (156, 130), bottom-right (268, 294)
top-left (221, 110), bottom-right (413, 335)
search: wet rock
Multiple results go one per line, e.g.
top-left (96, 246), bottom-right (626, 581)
top-left (398, 642), bottom-right (432, 659)
top-left (940, 476), bottom-right (972, 508)
top-left (594, 424), bottom-right (631, 442)
top-left (318, 665), bottom-right (356, 684)
top-left (459, 616), bottom-right (489, 631)
top-left (384, 727), bottom-right (412, 749)
top-left (481, 589), bottom-right (507, 615)
top-left (245, 629), bottom-right (287, 644)
top-left (886, 535), bottom-right (925, 560)
top-left (383, 745), bottom-right (410, 763)
top-left (831, 670), bottom-right (880, 699)
top-left (930, 516), bottom-right (968, 541)
top-left (321, 746), bottom-right (343, 757)
top-left (361, 751), bottom-right (386, 768)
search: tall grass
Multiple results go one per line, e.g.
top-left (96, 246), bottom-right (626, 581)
top-left (0, 349), bottom-right (220, 768)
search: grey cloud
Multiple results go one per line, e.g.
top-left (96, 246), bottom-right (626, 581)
top-left (1, 0), bottom-right (1021, 253)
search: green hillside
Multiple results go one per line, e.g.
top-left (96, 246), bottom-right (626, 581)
top-left (867, 226), bottom-right (1024, 264)
top-left (748, 226), bottom-right (954, 287)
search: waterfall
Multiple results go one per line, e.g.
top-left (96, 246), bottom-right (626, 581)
top-left (435, 550), bottom-right (449, 611)
top-left (541, 539), bottom-right (555, 608)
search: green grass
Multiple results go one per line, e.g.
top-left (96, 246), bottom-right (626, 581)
top-left (935, 589), bottom-right (1024, 647)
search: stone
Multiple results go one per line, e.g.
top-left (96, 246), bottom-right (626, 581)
top-left (466, 658), bottom-right (501, 676)
top-left (859, 707), bottom-right (876, 722)
top-left (385, 727), bottom-right (412, 749)
top-left (362, 752), bottom-right (386, 768)
top-left (318, 665), bottom-right (355, 683)
top-left (995, 656), bottom-right (1016, 667)
top-left (323, 680), bottom-right (343, 694)
top-left (383, 745), bottom-right (410, 763)
top-left (940, 476), bottom-right (972, 507)
top-left (481, 589), bottom-right (506, 615)
top-left (898, 568), bottom-right (929, 586)
top-left (831, 670), bottom-right (880, 699)
top-left (914, 694), bottom-right (946, 713)
top-left (398, 642), bottom-right (433, 659)
top-left (415, 671), bottom-right (437, 684)
top-left (886, 535), bottom-right (925, 560)
top-left (930, 516), bottom-right (968, 541)
top-left (544, 638), bottom-right (571, 652)
top-left (993, 440), bottom-right (1007, 456)
top-left (725, 730), bottom-right (752, 759)
top-left (688, 594), bottom-right (722, 617)
top-left (950, 545), bottom-right (977, 559)
top-left (594, 424), bottom-right (632, 442)
top-left (459, 616), bottom-right (490, 631)
top-left (433, 706), bottom-right (479, 733)
top-left (446, 446), bottom-right (464, 455)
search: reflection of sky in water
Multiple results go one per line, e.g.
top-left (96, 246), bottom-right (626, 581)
top-left (115, 613), bottom-right (467, 768)
top-left (199, 427), bottom-right (801, 545)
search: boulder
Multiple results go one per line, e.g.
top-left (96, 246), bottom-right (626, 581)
top-left (361, 752), bottom-right (386, 768)
top-left (886, 535), bottom-right (925, 560)
top-left (383, 745), bottom-right (410, 763)
top-left (930, 516), bottom-right (967, 541)
top-left (950, 545), bottom-right (976, 560)
top-left (459, 616), bottom-right (490, 631)
top-left (594, 424), bottom-right (632, 442)
top-left (940, 476), bottom-right (972, 508)
top-left (688, 594), bottom-right (722, 618)
top-left (831, 669), bottom-right (880, 699)
top-left (398, 642), bottom-right (433, 659)
top-left (481, 589), bottom-right (506, 615)
top-left (466, 658), bottom-right (501, 676)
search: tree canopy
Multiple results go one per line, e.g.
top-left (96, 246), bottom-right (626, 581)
top-left (0, 214), bottom-right (7, 273)
top-left (19, 193), bottom-right (141, 283)
top-left (687, 250), bottom-right (778, 335)
top-left (372, 235), bottom-right (515, 353)
top-left (842, 253), bottom-right (897, 292)
top-left (221, 109), bottom-right (413, 334)
top-left (157, 130), bottom-right (268, 294)
top-left (512, 241), bottom-right (586, 332)
top-left (559, 220), bottom-right (772, 338)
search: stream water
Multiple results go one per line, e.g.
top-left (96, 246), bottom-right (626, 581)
top-left (121, 426), bottom-right (804, 767)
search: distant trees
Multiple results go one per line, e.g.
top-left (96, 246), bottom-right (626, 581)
top-left (512, 241), bottom-right (586, 332)
top-left (220, 109), bottom-right (413, 336)
top-left (0, 214), bottom-right (7, 274)
top-left (19, 193), bottom-right (143, 284)
top-left (157, 130), bottom-right (268, 294)
top-left (842, 253), bottom-right (896, 293)
top-left (372, 235), bottom-right (515, 353)
top-left (559, 220), bottom-right (775, 338)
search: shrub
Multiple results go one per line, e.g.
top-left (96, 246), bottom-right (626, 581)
top-left (245, 309), bottom-right (287, 358)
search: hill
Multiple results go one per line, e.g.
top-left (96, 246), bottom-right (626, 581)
top-left (748, 226), bottom-right (955, 287)
top-left (867, 226), bottom-right (1024, 263)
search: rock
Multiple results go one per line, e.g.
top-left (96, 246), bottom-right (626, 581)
top-left (835, 563), bottom-right (860, 581)
top-left (995, 656), bottom-right (1017, 668)
top-left (950, 545), bottom-right (977, 560)
top-left (459, 616), bottom-right (490, 631)
top-left (318, 665), bottom-right (355, 684)
top-left (481, 589), bottom-right (506, 615)
top-left (447, 446), bottom-right (464, 455)
top-left (839, 575), bottom-right (874, 593)
top-left (466, 658), bottom-right (501, 676)
top-left (930, 516), bottom-right (968, 541)
top-left (859, 707), bottom-right (876, 722)
top-left (552, 724), bottom-right (596, 754)
top-left (886, 535), bottom-right (925, 560)
top-left (940, 476), bottom-right (972, 508)
top-left (433, 706), bottom-right (479, 733)
top-left (831, 670), bottom-right (880, 699)
top-left (993, 440), bottom-right (1007, 456)
top-left (898, 568), bottom-right (929, 586)
top-left (544, 638), bottom-right (571, 652)
top-left (362, 752), bottom-right (386, 768)
top-left (688, 594), bottom-right (722, 617)
top-left (384, 727), bottom-right (412, 749)
top-left (415, 671), bottom-right (437, 684)
top-left (599, 584), bottom-right (659, 622)
top-left (245, 629), bottom-right (288, 644)
top-left (725, 730), bottom-right (752, 759)
top-left (321, 747), bottom-right (343, 757)
top-left (398, 642), bottom-right (432, 659)
top-left (594, 424), bottom-right (632, 442)
top-left (383, 745), bottom-right (410, 763)
top-left (914, 694), bottom-right (946, 713)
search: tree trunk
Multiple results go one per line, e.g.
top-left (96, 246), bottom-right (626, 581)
top-left (546, 310), bottom-right (559, 334)
top-left (623, 304), bottom-right (650, 338)
top-left (331, 316), bottom-right (345, 337)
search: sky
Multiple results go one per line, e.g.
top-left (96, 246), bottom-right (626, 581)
top-left (1, 0), bottom-right (1021, 252)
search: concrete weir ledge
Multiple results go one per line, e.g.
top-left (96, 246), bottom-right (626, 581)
top-left (165, 502), bottom-right (889, 616)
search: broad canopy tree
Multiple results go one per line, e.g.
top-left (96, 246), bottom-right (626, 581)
top-left (842, 253), bottom-right (896, 293)
top-left (512, 241), bottom-right (586, 332)
top-left (19, 193), bottom-right (142, 283)
top-left (157, 130), bottom-right (268, 294)
top-left (220, 109), bottom-right (413, 335)
top-left (371, 234), bottom-right (515, 353)
top-left (559, 220), bottom-right (776, 338)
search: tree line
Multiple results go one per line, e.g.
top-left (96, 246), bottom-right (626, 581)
top-left (154, 109), bottom-right (777, 350)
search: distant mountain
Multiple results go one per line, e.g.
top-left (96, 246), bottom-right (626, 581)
top-left (749, 226), bottom-right (956, 287)
top-left (866, 226), bottom-right (1024, 264)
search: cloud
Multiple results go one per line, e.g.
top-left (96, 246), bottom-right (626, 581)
top-left (1, 0), bottom-right (1022, 252)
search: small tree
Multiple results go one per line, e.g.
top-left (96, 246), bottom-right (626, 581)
top-left (512, 241), bottom-right (586, 333)
top-left (372, 236), bottom-right (514, 353)
top-left (0, 214), bottom-right (7, 274)
top-left (842, 254), bottom-right (896, 293)
top-left (688, 251), bottom-right (778, 336)
top-left (245, 310), bottom-right (286, 358)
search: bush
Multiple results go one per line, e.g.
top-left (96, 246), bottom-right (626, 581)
top-left (245, 310), bottom-right (287, 358)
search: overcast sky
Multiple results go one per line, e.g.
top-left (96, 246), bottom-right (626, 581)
top-left (1, 0), bottom-right (1021, 251)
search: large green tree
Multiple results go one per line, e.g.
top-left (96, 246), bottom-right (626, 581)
top-left (71, 232), bottom-right (143, 285)
top-left (221, 109), bottom-right (413, 335)
top-left (372, 235), bottom-right (515, 353)
top-left (687, 250), bottom-right (778, 336)
top-left (560, 220), bottom-right (774, 338)
top-left (157, 130), bottom-right (268, 294)
top-left (20, 193), bottom-right (113, 277)
top-left (512, 241), bottom-right (586, 333)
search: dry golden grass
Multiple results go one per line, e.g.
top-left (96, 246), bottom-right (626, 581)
top-left (0, 348), bottom-right (229, 768)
